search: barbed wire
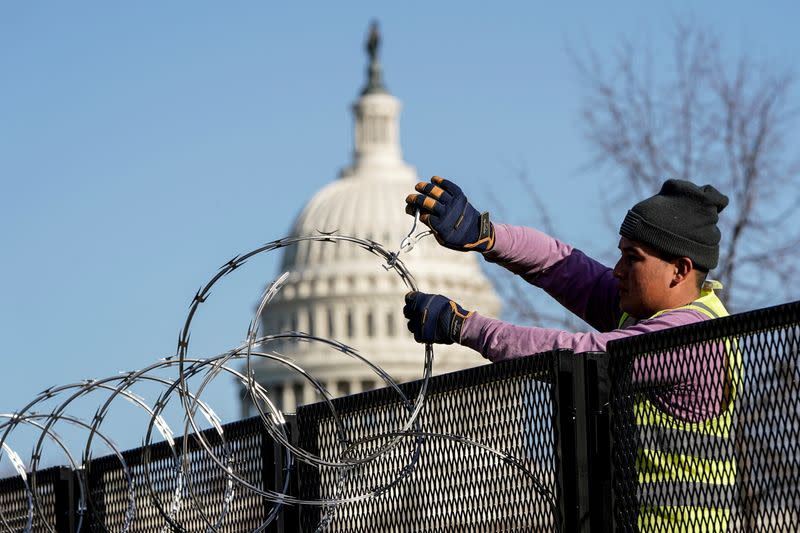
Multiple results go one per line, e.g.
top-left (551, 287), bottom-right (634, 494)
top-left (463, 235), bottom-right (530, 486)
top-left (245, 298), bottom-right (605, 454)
top-left (0, 231), bottom-right (556, 532)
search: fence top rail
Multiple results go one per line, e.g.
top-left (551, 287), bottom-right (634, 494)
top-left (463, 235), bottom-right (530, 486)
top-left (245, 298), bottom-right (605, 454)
top-left (86, 414), bottom-right (265, 471)
top-left (605, 299), bottom-right (800, 357)
top-left (0, 465), bottom-right (69, 490)
top-left (297, 349), bottom-right (567, 420)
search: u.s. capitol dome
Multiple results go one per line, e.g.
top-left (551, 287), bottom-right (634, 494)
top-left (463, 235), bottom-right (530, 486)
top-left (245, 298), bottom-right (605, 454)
top-left (249, 29), bottom-right (500, 413)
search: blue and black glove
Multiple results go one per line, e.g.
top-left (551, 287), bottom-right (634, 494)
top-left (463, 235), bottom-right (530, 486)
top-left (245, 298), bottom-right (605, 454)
top-left (403, 291), bottom-right (473, 345)
top-left (405, 176), bottom-right (495, 253)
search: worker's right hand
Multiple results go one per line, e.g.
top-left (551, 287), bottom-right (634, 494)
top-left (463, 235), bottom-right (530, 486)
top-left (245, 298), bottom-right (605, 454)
top-left (405, 176), bottom-right (495, 253)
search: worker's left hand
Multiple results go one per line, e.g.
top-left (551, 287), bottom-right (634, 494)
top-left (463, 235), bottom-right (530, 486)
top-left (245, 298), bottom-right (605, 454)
top-left (403, 291), bottom-right (473, 344)
top-left (405, 176), bottom-right (495, 253)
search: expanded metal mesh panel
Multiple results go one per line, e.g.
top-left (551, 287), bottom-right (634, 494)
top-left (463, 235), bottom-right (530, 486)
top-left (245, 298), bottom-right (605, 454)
top-left (86, 417), bottom-right (284, 532)
top-left (607, 300), bottom-right (800, 532)
top-left (296, 354), bottom-right (561, 532)
top-left (0, 467), bottom-right (65, 532)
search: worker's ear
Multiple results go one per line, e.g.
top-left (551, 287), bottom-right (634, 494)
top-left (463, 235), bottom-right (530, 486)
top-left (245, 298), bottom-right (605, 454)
top-left (670, 257), bottom-right (694, 287)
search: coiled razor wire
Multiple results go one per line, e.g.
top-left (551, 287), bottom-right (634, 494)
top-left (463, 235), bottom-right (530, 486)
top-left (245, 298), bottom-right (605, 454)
top-left (0, 232), bottom-right (558, 532)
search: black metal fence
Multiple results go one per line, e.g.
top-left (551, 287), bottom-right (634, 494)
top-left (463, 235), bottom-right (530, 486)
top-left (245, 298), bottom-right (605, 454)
top-left (606, 300), bottom-right (800, 532)
top-left (0, 466), bottom-right (73, 532)
top-left (1, 300), bottom-right (798, 531)
top-left (294, 351), bottom-right (565, 532)
top-left (84, 417), bottom-right (286, 532)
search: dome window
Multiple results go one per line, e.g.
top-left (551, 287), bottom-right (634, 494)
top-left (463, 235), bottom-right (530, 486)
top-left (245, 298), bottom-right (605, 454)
top-left (366, 311), bottom-right (375, 337)
top-left (307, 309), bottom-right (315, 336)
top-left (346, 309), bottom-right (355, 338)
top-left (293, 383), bottom-right (304, 406)
top-left (272, 384), bottom-right (284, 412)
top-left (386, 311), bottom-right (395, 336)
top-left (327, 308), bottom-right (335, 338)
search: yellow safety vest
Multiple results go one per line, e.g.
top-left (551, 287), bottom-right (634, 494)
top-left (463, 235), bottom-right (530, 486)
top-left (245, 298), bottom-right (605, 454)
top-left (617, 284), bottom-right (739, 532)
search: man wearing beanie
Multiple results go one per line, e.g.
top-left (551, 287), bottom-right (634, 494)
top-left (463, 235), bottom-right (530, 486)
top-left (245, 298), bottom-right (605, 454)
top-left (403, 176), bottom-right (729, 356)
top-left (403, 176), bottom-right (734, 531)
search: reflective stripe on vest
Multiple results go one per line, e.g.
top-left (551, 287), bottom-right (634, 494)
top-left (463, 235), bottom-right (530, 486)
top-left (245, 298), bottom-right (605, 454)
top-left (638, 479), bottom-right (736, 508)
top-left (617, 286), bottom-right (739, 530)
top-left (638, 423), bottom-right (736, 461)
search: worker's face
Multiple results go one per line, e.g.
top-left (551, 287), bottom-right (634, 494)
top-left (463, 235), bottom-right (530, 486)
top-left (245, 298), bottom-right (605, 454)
top-left (613, 237), bottom-right (678, 319)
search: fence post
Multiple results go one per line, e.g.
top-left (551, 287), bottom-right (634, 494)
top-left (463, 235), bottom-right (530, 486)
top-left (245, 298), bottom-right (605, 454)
top-left (555, 351), bottom-right (614, 532)
top-left (259, 414), bottom-right (300, 533)
top-left (582, 352), bottom-right (613, 532)
top-left (555, 351), bottom-right (592, 531)
top-left (280, 414), bottom-right (300, 533)
top-left (53, 466), bottom-right (76, 532)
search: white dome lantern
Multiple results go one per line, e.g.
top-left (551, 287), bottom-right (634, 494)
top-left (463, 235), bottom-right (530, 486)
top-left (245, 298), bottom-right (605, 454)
top-left (248, 24), bottom-right (501, 414)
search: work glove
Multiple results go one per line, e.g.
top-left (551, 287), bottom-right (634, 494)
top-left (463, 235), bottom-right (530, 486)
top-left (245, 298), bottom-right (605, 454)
top-left (405, 176), bottom-right (495, 253)
top-left (403, 291), bottom-right (473, 345)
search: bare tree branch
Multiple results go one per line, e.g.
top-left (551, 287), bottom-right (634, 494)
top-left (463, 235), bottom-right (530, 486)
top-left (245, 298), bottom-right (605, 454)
top-left (485, 164), bottom-right (580, 330)
top-left (573, 20), bottom-right (800, 311)
top-left (494, 20), bottom-right (799, 327)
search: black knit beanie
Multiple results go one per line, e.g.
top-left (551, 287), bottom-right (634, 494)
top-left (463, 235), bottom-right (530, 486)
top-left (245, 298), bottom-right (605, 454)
top-left (619, 179), bottom-right (729, 271)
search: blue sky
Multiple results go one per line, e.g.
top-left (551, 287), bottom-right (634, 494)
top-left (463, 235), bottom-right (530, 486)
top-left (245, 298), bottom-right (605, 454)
top-left (2, 1), bottom-right (799, 454)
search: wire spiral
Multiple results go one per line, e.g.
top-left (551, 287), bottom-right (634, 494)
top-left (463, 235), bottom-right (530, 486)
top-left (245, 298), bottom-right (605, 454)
top-left (0, 232), bottom-right (556, 532)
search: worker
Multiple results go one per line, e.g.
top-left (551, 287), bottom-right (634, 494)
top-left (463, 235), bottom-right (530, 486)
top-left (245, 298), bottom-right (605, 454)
top-left (404, 176), bottom-right (737, 531)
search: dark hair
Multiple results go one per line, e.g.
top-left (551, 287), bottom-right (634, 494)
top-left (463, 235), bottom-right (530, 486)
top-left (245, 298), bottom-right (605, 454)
top-left (695, 268), bottom-right (709, 291)
top-left (655, 248), bottom-right (708, 291)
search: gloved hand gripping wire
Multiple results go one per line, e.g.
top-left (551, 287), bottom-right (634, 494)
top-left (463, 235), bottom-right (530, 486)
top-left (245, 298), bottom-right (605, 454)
top-left (384, 207), bottom-right (432, 270)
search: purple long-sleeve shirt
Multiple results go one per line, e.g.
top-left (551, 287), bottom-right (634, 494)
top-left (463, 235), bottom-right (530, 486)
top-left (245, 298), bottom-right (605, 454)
top-left (460, 224), bottom-right (727, 421)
